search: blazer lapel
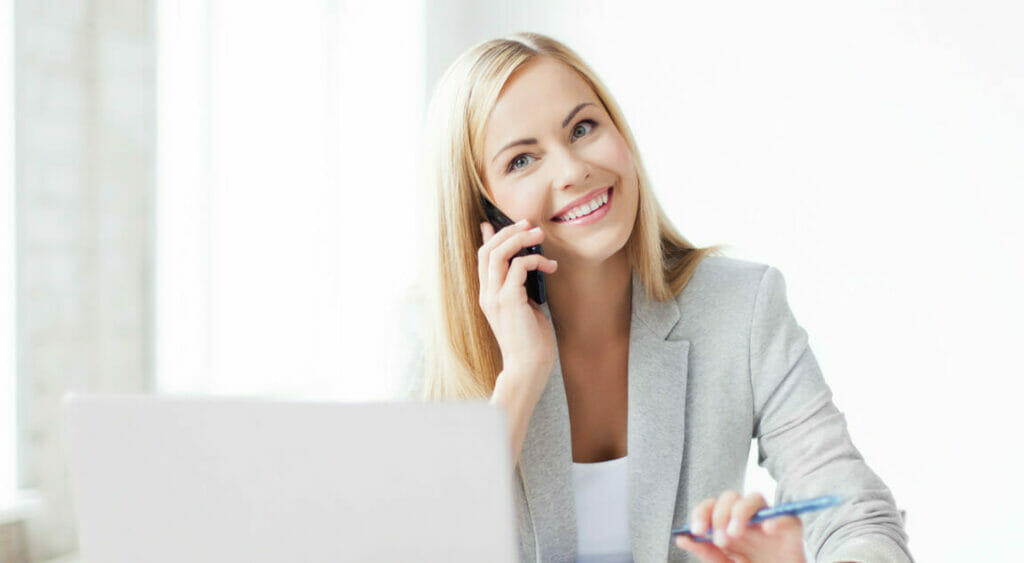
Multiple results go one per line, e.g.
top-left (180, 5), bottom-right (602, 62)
top-left (628, 272), bottom-right (691, 562)
top-left (516, 274), bottom-right (690, 562)
top-left (517, 305), bottom-right (576, 562)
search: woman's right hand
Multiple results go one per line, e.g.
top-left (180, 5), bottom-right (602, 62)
top-left (478, 219), bottom-right (559, 393)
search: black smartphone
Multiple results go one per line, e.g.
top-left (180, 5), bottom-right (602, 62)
top-left (480, 195), bottom-right (547, 304)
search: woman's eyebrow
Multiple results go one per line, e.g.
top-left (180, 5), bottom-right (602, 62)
top-left (490, 102), bottom-right (595, 164)
top-left (560, 102), bottom-right (594, 128)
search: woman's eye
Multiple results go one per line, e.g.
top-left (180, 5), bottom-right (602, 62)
top-left (571, 119), bottom-right (596, 140)
top-left (508, 154), bottom-right (535, 173)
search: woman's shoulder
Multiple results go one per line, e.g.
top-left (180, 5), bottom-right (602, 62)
top-left (691, 254), bottom-right (770, 277)
top-left (668, 255), bottom-right (801, 339)
top-left (677, 254), bottom-right (775, 304)
top-left (658, 254), bottom-right (795, 334)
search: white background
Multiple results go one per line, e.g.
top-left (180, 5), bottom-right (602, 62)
top-left (1, 0), bottom-right (15, 505)
top-left (156, 1), bottom-right (1024, 561)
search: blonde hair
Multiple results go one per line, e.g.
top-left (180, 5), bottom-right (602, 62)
top-left (420, 32), bottom-right (722, 400)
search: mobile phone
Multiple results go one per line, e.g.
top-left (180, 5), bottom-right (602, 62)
top-left (480, 195), bottom-right (547, 304)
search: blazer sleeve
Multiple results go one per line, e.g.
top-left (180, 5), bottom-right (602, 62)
top-left (749, 266), bottom-right (913, 563)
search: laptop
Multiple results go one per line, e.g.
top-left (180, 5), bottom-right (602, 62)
top-left (64, 394), bottom-right (519, 562)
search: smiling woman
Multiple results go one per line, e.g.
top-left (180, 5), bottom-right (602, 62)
top-left (405, 32), bottom-right (913, 563)
top-left (420, 34), bottom-right (718, 401)
top-left (480, 58), bottom-right (642, 270)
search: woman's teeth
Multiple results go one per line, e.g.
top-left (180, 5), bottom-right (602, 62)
top-left (556, 192), bottom-right (609, 222)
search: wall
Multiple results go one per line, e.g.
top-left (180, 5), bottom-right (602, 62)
top-left (15, 0), bottom-right (154, 558)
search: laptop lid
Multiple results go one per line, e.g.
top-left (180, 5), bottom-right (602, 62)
top-left (65, 394), bottom-right (518, 562)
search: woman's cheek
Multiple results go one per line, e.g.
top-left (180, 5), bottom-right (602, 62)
top-left (591, 132), bottom-right (633, 173)
top-left (610, 134), bottom-right (635, 171)
top-left (505, 181), bottom-right (549, 224)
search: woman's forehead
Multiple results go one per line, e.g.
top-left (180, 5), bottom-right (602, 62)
top-left (484, 59), bottom-right (600, 141)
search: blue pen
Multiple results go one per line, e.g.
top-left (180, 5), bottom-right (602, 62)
top-left (671, 495), bottom-right (843, 542)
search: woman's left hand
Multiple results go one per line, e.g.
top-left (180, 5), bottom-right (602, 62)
top-left (675, 490), bottom-right (806, 563)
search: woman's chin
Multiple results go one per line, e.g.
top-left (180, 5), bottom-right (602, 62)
top-left (544, 235), bottom-right (630, 268)
top-left (546, 206), bottom-right (634, 266)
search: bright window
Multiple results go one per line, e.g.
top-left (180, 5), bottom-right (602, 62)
top-left (156, 1), bottom-right (424, 400)
top-left (1, 0), bottom-right (16, 502)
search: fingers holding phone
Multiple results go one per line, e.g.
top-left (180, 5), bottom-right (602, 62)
top-left (481, 222), bottom-right (556, 300)
top-left (480, 196), bottom-right (548, 304)
top-left (477, 219), bottom-right (558, 379)
top-left (504, 251), bottom-right (557, 299)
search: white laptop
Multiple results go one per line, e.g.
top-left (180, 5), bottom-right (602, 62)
top-left (64, 394), bottom-right (519, 563)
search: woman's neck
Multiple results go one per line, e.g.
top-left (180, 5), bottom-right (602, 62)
top-left (545, 249), bottom-right (632, 347)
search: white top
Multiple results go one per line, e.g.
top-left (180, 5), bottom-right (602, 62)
top-left (572, 455), bottom-right (632, 562)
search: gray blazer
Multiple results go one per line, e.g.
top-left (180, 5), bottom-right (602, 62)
top-left (400, 256), bottom-right (912, 562)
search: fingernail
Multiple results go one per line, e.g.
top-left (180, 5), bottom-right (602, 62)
top-left (529, 227), bottom-right (541, 234)
top-left (515, 219), bottom-right (528, 227)
top-left (726, 521), bottom-right (741, 537)
top-left (690, 521), bottom-right (704, 535)
top-left (713, 529), bottom-right (726, 547)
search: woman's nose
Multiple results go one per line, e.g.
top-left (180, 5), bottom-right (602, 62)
top-left (553, 146), bottom-right (591, 190)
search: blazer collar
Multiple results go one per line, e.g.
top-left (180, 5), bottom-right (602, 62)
top-left (519, 271), bottom-right (691, 561)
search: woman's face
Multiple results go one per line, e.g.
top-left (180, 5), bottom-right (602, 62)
top-left (480, 57), bottom-right (640, 266)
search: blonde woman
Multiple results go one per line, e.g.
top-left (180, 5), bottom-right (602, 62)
top-left (405, 32), bottom-right (911, 562)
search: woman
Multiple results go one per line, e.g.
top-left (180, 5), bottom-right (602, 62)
top-left (405, 32), bottom-right (911, 562)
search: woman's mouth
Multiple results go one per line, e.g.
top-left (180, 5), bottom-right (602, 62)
top-left (551, 187), bottom-right (613, 225)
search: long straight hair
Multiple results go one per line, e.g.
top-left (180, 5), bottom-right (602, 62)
top-left (420, 33), bottom-right (722, 400)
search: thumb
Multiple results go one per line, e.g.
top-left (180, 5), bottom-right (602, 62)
top-left (761, 515), bottom-right (801, 536)
top-left (675, 534), bottom-right (732, 563)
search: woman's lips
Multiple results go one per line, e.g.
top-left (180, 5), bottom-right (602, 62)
top-left (551, 186), bottom-right (612, 220)
top-left (552, 187), bottom-right (613, 226)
